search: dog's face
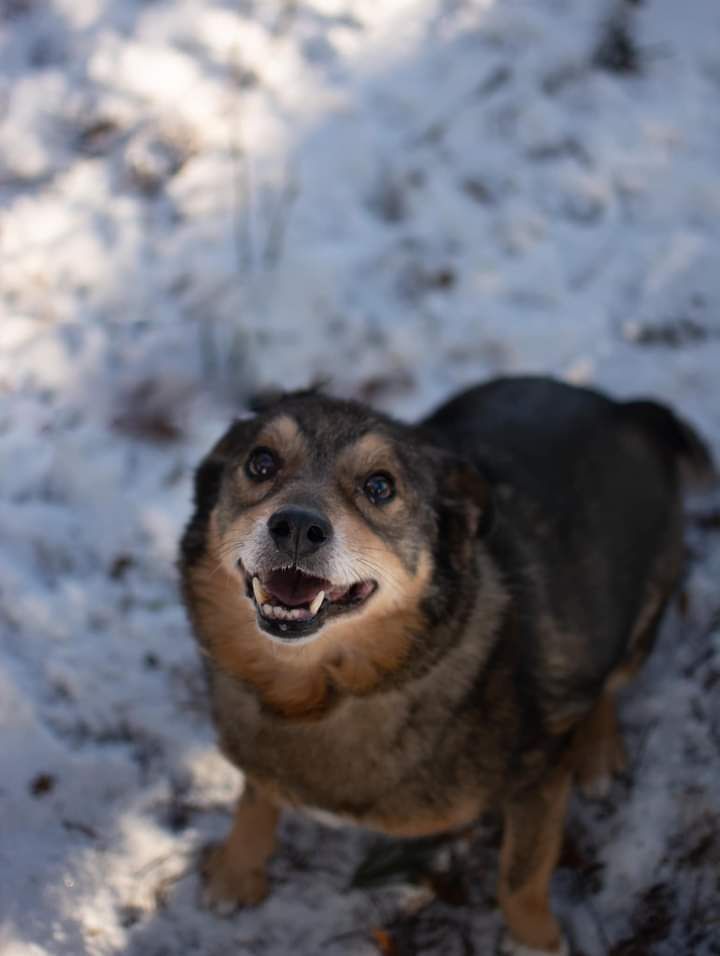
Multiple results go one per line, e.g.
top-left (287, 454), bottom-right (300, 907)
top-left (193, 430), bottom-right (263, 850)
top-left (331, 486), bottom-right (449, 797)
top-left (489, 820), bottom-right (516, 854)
top-left (193, 392), bottom-right (491, 649)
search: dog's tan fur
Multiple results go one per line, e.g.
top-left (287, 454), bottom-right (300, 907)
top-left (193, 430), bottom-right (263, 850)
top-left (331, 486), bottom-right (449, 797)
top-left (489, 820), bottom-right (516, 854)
top-left (186, 512), bottom-right (430, 719)
top-left (201, 783), bottom-right (279, 908)
top-left (180, 379), bottom-right (713, 954)
top-left (499, 767), bottom-right (571, 952)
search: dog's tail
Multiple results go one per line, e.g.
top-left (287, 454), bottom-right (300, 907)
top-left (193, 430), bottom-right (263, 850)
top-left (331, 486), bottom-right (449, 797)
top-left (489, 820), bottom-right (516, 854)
top-left (621, 399), bottom-right (716, 489)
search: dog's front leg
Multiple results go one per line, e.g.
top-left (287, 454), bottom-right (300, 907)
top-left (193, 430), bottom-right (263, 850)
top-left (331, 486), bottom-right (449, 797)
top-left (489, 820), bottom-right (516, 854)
top-left (497, 768), bottom-right (571, 956)
top-left (201, 781), bottom-right (279, 914)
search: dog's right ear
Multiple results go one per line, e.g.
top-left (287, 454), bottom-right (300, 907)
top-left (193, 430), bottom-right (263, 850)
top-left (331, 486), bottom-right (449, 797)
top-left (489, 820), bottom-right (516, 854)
top-left (192, 418), bottom-right (256, 517)
top-left (181, 419), bottom-right (258, 569)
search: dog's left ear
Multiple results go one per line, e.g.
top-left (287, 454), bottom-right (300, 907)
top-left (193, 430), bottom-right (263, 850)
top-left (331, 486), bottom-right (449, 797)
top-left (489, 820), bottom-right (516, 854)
top-left (432, 451), bottom-right (494, 546)
top-left (445, 459), bottom-right (494, 538)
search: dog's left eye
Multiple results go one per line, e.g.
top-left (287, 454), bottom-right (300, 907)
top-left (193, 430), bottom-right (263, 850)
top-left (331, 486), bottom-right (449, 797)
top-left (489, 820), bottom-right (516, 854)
top-left (246, 447), bottom-right (279, 481)
top-left (364, 472), bottom-right (395, 505)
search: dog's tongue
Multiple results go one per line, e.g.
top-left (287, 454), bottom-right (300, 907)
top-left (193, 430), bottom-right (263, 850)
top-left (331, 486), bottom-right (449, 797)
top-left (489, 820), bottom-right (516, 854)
top-left (265, 568), bottom-right (327, 607)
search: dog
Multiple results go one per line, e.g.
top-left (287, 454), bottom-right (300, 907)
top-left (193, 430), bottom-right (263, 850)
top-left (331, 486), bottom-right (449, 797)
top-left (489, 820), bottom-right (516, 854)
top-left (179, 375), bottom-right (713, 955)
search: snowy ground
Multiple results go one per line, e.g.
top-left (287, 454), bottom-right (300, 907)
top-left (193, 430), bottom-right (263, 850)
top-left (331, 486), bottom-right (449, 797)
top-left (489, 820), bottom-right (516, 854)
top-left (2, 0), bottom-right (720, 953)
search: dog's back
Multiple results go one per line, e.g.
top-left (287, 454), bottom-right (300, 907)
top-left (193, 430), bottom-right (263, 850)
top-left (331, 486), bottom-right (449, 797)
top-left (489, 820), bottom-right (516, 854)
top-left (422, 376), bottom-right (714, 709)
top-left (182, 375), bottom-right (713, 956)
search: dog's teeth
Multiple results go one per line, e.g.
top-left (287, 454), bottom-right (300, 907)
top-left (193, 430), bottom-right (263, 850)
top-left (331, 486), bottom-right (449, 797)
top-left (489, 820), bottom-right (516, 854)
top-left (309, 591), bottom-right (325, 616)
top-left (252, 577), bottom-right (269, 605)
top-left (263, 604), bottom-right (293, 621)
top-left (260, 601), bottom-right (316, 623)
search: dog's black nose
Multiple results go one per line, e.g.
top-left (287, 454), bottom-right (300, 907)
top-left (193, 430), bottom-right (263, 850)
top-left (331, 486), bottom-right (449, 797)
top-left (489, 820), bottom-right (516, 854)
top-left (267, 507), bottom-right (333, 558)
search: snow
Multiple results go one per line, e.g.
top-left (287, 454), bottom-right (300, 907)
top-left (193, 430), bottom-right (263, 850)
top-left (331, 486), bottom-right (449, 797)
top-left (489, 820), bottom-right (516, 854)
top-left (1, 0), bottom-right (719, 953)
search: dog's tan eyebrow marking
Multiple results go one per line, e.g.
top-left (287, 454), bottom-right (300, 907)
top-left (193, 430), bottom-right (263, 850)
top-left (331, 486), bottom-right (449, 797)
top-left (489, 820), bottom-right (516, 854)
top-left (254, 415), bottom-right (306, 459)
top-left (338, 432), bottom-right (398, 473)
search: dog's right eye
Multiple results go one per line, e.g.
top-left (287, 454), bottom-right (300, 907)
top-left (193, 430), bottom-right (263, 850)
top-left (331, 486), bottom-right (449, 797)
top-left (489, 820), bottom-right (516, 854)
top-left (364, 472), bottom-right (395, 505)
top-left (246, 447), bottom-right (279, 481)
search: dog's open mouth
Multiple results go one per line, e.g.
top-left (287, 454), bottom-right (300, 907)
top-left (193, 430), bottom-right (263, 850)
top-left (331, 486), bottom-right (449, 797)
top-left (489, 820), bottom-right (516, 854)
top-left (245, 567), bottom-right (377, 640)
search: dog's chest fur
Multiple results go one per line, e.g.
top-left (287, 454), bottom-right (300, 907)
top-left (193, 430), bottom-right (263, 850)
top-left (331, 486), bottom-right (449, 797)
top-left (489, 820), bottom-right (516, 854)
top-left (209, 619), bottom-right (508, 836)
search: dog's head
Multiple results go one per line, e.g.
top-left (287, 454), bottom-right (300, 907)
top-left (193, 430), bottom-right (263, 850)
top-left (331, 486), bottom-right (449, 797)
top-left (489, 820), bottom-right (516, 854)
top-left (185, 390), bottom-right (492, 649)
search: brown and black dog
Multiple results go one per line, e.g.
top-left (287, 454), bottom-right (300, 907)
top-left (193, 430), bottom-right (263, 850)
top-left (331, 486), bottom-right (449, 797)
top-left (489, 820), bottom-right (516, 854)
top-left (179, 375), bottom-right (713, 955)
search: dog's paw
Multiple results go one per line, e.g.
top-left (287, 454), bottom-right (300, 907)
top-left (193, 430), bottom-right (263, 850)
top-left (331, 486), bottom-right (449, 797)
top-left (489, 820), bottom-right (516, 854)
top-left (576, 733), bottom-right (627, 800)
top-left (577, 772), bottom-right (613, 800)
top-left (497, 931), bottom-right (570, 956)
top-left (199, 842), bottom-right (270, 915)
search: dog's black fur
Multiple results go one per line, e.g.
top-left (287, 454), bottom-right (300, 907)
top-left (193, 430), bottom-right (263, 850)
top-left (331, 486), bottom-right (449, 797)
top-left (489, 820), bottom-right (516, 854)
top-left (422, 377), bottom-right (711, 708)
top-left (180, 375), bottom-right (713, 955)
